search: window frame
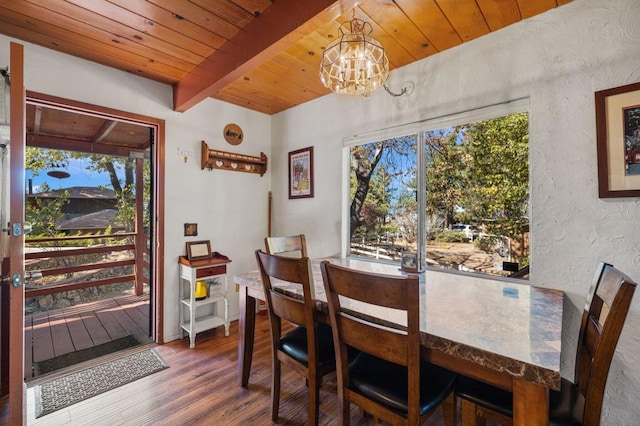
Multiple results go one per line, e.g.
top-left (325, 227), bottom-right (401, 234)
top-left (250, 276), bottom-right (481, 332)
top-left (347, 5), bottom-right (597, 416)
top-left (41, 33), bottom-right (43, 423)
top-left (342, 98), bottom-right (531, 278)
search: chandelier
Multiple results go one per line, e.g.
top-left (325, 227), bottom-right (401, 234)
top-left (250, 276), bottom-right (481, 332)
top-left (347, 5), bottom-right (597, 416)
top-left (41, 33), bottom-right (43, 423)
top-left (319, 15), bottom-right (389, 97)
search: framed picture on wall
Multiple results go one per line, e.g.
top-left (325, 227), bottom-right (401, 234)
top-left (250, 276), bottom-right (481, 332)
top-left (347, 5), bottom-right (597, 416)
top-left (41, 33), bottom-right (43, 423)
top-left (595, 81), bottom-right (640, 198)
top-left (288, 146), bottom-right (314, 199)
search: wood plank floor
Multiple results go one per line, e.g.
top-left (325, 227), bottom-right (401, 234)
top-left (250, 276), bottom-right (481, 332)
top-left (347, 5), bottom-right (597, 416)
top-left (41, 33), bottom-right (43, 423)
top-left (1, 315), bottom-right (459, 425)
top-left (25, 293), bottom-right (152, 380)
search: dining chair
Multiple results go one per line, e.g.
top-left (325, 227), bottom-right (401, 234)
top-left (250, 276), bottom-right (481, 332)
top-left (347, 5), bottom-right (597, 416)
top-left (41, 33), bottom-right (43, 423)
top-left (265, 234), bottom-right (308, 257)
top-left (320, 261), bottom-right (458, 426)
top-left (255, 250), bottom-right (335, 425)
top-left (456, 261), bottom-right (637, 426)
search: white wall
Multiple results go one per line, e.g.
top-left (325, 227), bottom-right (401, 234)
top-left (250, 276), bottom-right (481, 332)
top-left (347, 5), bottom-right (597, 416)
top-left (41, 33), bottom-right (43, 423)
top-left (271, 0), bottom-right (640, 423)
top-left (0, 35), bottom-right (272, 343)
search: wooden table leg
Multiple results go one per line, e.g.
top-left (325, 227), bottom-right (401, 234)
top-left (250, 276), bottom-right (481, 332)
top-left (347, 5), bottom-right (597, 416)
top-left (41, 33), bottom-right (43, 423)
top-left (513, 377), bottom-right (549, 426)
top-left (238, 285), bottom-right (256, 387)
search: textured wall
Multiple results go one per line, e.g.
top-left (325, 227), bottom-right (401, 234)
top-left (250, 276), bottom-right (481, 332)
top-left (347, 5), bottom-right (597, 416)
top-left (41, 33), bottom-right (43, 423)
top-left (272, 0), bottom-right (640, 422)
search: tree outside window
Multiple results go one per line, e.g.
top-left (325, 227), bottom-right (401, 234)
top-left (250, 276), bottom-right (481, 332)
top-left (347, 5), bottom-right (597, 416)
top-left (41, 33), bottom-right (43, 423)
top-left (348, 111), bottom-right (529, 279)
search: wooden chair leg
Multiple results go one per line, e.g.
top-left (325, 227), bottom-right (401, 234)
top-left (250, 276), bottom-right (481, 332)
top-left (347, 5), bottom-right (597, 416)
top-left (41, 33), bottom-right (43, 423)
top-left (308, 375), bottom-right (319, 426)
top-left (339, 393), bottom-right (350, 426)
top-left (271, 357), bottom-right (281, 421)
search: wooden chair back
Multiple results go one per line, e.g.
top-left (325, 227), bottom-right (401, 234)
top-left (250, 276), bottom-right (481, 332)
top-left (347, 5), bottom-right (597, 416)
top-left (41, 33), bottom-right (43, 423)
top-left (575, 262), bottom-right (636, 425)
top-left (265, 234), bottom-right (308, 258)
top-left (320, 260), bottom-right (422, 424)
top-left (256, 250), bottom-right (333, 425)
top-left (256, 249), bottom-right (315, 331)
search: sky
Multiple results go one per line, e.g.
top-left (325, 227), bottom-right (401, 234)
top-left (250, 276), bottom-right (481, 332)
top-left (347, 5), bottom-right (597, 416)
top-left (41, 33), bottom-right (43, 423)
top-left (26, 157), bottom-right (126, 193)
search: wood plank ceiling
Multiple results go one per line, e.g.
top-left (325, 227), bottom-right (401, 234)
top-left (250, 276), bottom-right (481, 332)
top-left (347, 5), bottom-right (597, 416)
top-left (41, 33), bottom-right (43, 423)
top-left (0, 0), bottom-right (572, 115)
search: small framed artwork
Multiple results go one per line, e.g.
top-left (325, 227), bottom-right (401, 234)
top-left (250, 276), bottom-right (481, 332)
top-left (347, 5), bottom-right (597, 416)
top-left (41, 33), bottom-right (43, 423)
top-left (595, 81), bottom-right (640, 198)
top-left (288, 146), bottom-right (314, 199)
top-left (401, 251), bottom-right (419, 273)
top-left (184, 223), bottom-right (198, 237)
top-left (186, 240), bottom-right (212, 261)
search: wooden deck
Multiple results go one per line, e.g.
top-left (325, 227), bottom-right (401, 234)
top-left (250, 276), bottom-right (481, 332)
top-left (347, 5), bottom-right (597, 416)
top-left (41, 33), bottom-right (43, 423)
top-left (24, 293), bottom-right (151, 380)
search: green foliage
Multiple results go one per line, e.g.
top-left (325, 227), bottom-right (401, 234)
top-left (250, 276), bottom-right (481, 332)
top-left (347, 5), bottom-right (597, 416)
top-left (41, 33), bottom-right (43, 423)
top-left (348, 112), bottom-right (530, 266)
top-left (425, 129), bottom-right (468, 229)
top-left (474, 235), bottom-right (502, 253)
top-left (395, 185), bottom-right (418, 244)
top-left (423, 113), bottom-right (529, 262)
top-left (115, 183), bottom-right (136, 233)
top-left (350, 135), bottom-right (416, 239)
top-left (26, 147), bottom-right (152, 236)
top-left (431, 229), bottom-right (469, 243)
top-left (463, 113), bottom-right (529, 241)
top-left (25, 185), bottom-right (70, 237)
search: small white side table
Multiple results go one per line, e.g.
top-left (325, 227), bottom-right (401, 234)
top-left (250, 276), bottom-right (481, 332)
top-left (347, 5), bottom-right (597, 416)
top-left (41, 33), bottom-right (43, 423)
top-left (178, 254), bottom-right (231, 348)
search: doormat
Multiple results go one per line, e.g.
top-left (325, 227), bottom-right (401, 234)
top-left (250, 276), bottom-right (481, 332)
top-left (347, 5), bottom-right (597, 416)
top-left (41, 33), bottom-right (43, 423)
top-left (34, 348), bottom-right (168, 418)
top-left (33, 335), bottom-right (141, 376)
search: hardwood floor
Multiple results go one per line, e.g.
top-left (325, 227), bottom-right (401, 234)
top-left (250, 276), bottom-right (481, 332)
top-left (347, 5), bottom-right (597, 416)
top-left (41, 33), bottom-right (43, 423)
top-left (3, 314), bottom-right (452, 425)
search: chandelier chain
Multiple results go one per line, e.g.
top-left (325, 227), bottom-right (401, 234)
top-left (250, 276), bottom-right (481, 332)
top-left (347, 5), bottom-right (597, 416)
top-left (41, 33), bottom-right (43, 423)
top-left (383, 84), bottom-right (407, 97)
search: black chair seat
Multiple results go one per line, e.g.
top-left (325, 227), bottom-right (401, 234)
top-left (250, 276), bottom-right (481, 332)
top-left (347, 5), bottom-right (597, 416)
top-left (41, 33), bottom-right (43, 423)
top-left (457, 376), bottom-right (584, 426)
top-left (456, 376), bottom-right (513, 418)
top-left (279, 323), bottom-right (335, 368)
top-left (349, 352), bottom-right (457, 416)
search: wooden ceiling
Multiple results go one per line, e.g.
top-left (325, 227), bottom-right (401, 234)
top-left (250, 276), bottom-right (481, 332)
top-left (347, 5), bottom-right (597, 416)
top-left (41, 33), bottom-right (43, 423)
top-left (25, 103), bottom-right (152, 154)
top-left (1, 0), bottom-right (572, 115)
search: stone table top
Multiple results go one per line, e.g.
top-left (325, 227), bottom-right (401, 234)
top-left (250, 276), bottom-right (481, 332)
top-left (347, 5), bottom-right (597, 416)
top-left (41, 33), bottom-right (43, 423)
top-left (235, 256), bottom-right (563, 390)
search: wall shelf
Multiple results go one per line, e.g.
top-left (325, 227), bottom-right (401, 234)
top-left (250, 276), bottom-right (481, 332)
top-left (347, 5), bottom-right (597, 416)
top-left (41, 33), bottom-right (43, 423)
top-left (201, 141), bottom-right (268, 176)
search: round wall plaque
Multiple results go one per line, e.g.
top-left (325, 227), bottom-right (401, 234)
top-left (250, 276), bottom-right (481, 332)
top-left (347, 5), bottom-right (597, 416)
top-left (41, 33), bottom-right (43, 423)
top-left (223, 123), bottom-right (243, 145)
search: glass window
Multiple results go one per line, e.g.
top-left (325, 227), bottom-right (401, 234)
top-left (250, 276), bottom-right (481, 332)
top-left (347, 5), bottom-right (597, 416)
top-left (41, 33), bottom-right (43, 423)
top-left (349, 134), bottom-right (417, 262)
top-left (347, 108), bottom-right (529, 279)
top-left (424, 112), bottom-right (529, 277)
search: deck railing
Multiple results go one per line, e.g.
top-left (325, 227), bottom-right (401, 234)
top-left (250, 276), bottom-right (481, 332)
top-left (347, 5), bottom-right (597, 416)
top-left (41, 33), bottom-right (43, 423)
top-left (24, 232), bottom-right (149, 298)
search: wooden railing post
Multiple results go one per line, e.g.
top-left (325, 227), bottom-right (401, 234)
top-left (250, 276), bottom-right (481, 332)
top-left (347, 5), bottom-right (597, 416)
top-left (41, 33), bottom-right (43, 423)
top-left (134, 157), bottom-right (145, 296)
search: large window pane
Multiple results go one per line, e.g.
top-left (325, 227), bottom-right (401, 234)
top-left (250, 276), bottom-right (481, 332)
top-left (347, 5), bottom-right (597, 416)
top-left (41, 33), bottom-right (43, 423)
top-left (424, 112), bottom-right (529, 278)
top-left (345, 107), bottom-right (529, 280)
top-left (349, 134), bottom-right (417, 261)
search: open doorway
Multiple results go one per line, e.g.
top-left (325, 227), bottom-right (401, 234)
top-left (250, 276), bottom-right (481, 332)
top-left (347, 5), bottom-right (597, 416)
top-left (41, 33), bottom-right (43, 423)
top-left (22, 92), bottom-right (164, 380)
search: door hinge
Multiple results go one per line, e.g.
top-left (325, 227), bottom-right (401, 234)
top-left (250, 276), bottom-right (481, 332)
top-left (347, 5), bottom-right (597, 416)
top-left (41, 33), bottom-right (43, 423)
top-left (10, 221), bottom-right (32, 236)
top-left (12, 273), bottom-right (22, 287)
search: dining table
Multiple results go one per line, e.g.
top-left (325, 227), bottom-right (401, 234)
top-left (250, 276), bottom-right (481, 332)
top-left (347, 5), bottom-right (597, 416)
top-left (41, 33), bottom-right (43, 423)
top-left (234, 257), bottom-right (564, 426)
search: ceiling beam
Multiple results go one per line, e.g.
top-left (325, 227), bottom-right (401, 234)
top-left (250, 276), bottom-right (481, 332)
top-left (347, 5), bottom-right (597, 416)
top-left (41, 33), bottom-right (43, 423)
top-left (27, 133), bottom-right (141, 157)
top-left (173, 0), bottom-right (360, 112)
top-left (92, 120), bottom-right (118, 143)
top-left (33, 105), bottom-right (43, 135)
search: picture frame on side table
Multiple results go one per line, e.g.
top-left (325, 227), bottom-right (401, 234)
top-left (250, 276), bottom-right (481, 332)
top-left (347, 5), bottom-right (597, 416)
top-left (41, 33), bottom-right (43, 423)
top-left (595, 81), bottom-right (640, 198)
top-left (400, 252), bottom-right (419, 273)
top-left (186, 240), bottom-right (212, 261)
top-left (289, 146), bottom-right (314, 199)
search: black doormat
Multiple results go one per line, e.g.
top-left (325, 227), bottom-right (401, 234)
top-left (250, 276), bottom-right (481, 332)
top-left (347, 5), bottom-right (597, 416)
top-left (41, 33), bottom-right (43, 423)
top-left (34, 348), bottom-right (168, 418)
top-left (33, 335), bottom-right (140, 376)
